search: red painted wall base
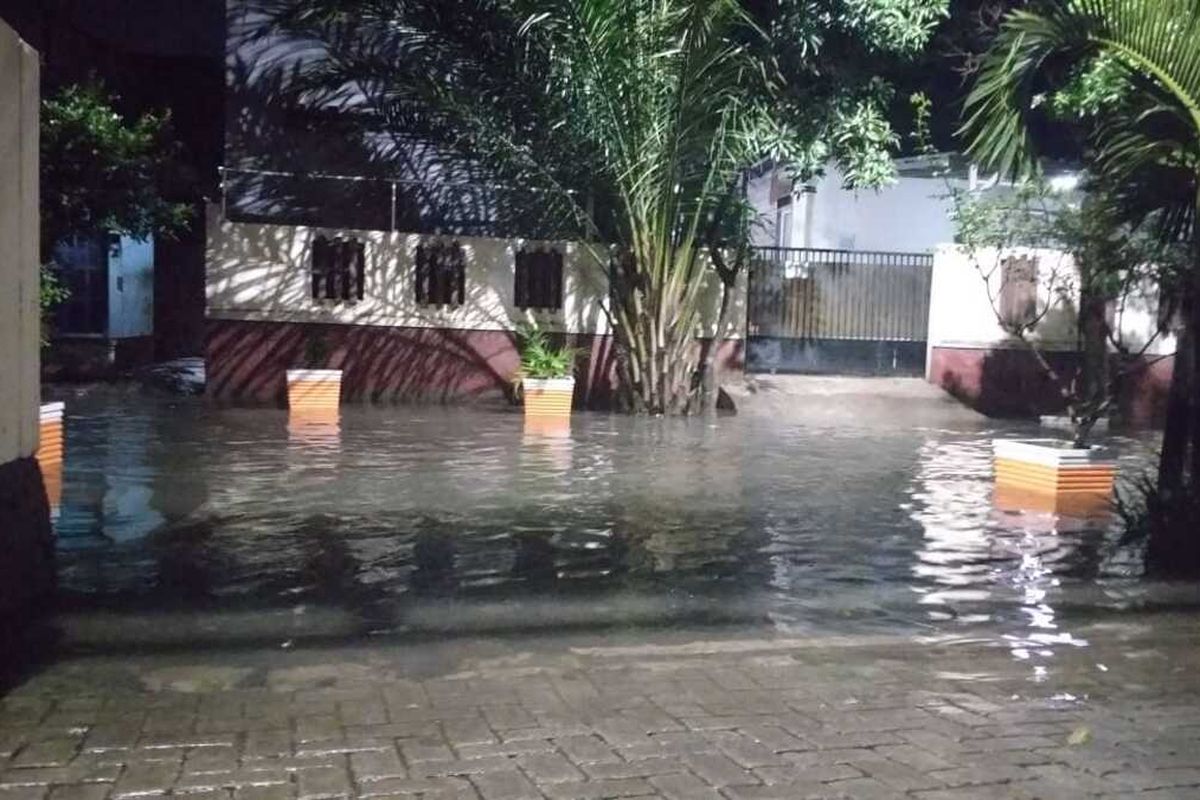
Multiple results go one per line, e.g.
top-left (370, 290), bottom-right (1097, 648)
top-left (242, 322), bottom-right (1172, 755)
top-left (929, 345), bottom-right (1173, 427)
top-left (206, 318), bottom-right (743, 409)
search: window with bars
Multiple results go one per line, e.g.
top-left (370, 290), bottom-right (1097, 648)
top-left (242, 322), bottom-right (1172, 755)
top-left (514, 247), bottom-right (564, 311)
top-left (311, 235), bottom-right (366, 302)
top-left (415, 240), bottom-right (465, 306)
top-left (999, 255), bottom-right (1039, 329)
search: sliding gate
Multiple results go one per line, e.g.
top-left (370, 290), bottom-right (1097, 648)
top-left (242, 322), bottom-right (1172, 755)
top-left (746, 247), bottom-right (933, 376)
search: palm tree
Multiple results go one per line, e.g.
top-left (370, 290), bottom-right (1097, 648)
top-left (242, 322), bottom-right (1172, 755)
top-left (270, 0), bottom-right (782, 414)
top-left (960, 0), bottom-right (1200, 571)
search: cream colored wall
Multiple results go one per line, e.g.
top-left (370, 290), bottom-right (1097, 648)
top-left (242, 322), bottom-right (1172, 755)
top-left (927, 244), bottom-right (1176, 376)
top-left (206, 209), bottom-right (747, 339)
top-left (0, 21), bottom-right (40, 464)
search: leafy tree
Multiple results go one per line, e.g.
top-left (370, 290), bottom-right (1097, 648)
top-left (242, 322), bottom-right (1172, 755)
top-left (267, 0), bottom-right (947, 414)
top-left (40, 84), bottom-right (192, 321)
top-left (960, 0), bottom-right (1200, 573)
top-left (952, 180), bottom-right (1178, 446)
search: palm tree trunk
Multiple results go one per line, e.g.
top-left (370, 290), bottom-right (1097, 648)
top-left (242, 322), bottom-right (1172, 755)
top-left (698, 279), bottom-right (734, 409)
top-left (1156, 320), bottom-right (1190, 492)
top-left (1149, 229), bottom-right (1200, 573)
top-left (1157, 244), bottom-right (1200, 497)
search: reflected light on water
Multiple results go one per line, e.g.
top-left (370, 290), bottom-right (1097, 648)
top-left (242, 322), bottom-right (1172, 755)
top-left (288, 409), bottom-right (342, 453)
top-left (908, 436), bottom-right (1095, 674)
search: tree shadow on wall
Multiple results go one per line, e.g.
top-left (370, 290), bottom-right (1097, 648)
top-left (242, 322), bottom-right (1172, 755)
top-left (939, 347), bottom-right (1083, 419)
top-left (938, 347), bottom-right (1173, 425)
top-left (204, 221), bottom-right (617, 407)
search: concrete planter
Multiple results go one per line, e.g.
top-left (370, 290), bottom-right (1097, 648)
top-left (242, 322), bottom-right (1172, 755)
top-left (36, 402), bottom-right (64, 467)
top-left (37, 402), bottom-right (65, 514)
top-left (522, 377), bottom-right (575, 421)
top-left (286, 369), bottom-right (343, 411)
top-left (993, 439), bottom-right (1117, 515)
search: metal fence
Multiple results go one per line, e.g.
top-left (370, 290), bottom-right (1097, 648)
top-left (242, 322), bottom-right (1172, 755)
top-left (747, 247), bottom-right (934, 342)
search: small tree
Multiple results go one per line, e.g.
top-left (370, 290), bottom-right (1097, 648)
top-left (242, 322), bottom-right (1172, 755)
top-left (952, 180), bottom-right (1172, 447)
top-left (40, 84), bottom-right (192, 325)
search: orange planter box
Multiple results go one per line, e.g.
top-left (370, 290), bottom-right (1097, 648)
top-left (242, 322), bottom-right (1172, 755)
top-left (36, 402), bottom-right (65, 468)
top-left (37, 402), bottom-right (65, 515)
top-left (522, 377), bottom-right (575, 422)
top-left (993, 439), bottom-right (1116, 515)
top-left (286, 369), bottom-right (343, 411)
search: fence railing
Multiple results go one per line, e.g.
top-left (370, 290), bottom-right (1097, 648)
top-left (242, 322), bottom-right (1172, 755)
top-left (747, 247), bottom-right (934, 342)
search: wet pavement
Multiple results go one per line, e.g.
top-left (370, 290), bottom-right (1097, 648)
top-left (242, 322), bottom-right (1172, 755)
top-left (4, 617), bottom-right (1200, 799)
top-left (6, 383), bottom-right (1200, 798)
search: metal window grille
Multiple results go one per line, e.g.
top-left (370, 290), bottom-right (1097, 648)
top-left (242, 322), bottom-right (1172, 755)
top-left (514, 247), bottom-right (564, 310)
top-left (1000, 255), bottom-right (1039, 328)
top-left (415, 240), bottom-right (466, 306)
top-left (311, 235), bottom-right (366, 302)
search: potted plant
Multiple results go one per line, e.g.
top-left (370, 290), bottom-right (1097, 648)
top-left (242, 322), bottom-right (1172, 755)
top-left (516, 324), bottom-right (576, 422)
top-left (287, 329), bottom-right (342, 412)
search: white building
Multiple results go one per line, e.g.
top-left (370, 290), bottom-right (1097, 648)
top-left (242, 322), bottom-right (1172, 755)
top-left (745, 154), bottom-right (1065, 254)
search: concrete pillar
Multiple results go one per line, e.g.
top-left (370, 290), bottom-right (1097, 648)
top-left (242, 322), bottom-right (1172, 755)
top-left (0, 18), bottom-right (54, 661)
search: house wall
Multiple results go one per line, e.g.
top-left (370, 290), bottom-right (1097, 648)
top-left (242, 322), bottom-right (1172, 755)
top-left (205, 210), bottom-right (746, 406)
top-left (0, 19), bottom-right (54, 656)
top-left (108, 235), bottom-right (155, 339)
top-left (927, 244), bottom-right (1175, 423)
top-left (804, 166), bottom-right (956, 253)
top-left (747, 164), bottom-right (963, 253)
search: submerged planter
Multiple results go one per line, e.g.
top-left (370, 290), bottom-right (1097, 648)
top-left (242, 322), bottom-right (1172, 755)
top-left (36, 402), bottom-right (65, 468)
top-left (286, 369), bottom-right (343, 411)
top-left (993, 439), bottom-right (1117, 516)
top-left (522, 377), bottom-right (575, 422)
top-left (37, 402), bottom-right (65, 514)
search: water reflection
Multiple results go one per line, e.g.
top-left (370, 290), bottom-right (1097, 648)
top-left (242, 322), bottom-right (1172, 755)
top-left (288, 409), bottom-right (342, 451)
top-left (47, 386), bottom-right (1187, 652)
top-left (908, 437), bottom-right (1106, 675)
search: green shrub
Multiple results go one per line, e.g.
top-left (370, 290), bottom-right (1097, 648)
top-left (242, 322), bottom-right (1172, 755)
top-left (1116, 471), bottom-right (1200, 575)
top-left (516, 324), bottom-right (576, 380)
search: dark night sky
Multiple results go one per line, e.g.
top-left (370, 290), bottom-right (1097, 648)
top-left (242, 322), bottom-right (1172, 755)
top-left (0, 0), bottom-right (222, 58)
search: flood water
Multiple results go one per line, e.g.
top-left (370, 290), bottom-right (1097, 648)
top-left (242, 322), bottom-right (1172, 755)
top-left (45, 384), bottom-right (1197, 662)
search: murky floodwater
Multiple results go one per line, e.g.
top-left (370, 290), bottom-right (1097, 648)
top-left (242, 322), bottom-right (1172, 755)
top-left (45, 384), bottom-right (1197, 663)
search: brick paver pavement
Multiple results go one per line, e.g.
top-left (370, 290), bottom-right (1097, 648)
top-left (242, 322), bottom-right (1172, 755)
top-left (4, 616), bottom-right (1200, 800)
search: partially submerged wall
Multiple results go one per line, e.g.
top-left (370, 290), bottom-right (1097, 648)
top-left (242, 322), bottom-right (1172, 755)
top-left (927, 244), bottom-right (1175, 423)
top-left (0, 19), bottom-right (53, 657)
top-left (205, 211), bottom-right (746, 406)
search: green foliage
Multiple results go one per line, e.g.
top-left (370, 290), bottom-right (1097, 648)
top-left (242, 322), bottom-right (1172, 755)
top-left (41, 84), bottom-right (191, 259)
top-left (841, 0), bottom-right (950, 56)
top-left (302, 330), bottom-right (331, 368)
top-left (516, 324), bottom-right (577, 380)
top-left (1048, 53), bottom-right (1130, 119)
top-left (1115, 470), bottom-right (1200, 575)
top-left (39, 265), bottom-right (70, 315)
top-left (909, 91), bottom-right (935, 155)
top-left (39, 265), bottom-right (70, 347)
top-left (960, 0), bottom-right (1200, 238)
